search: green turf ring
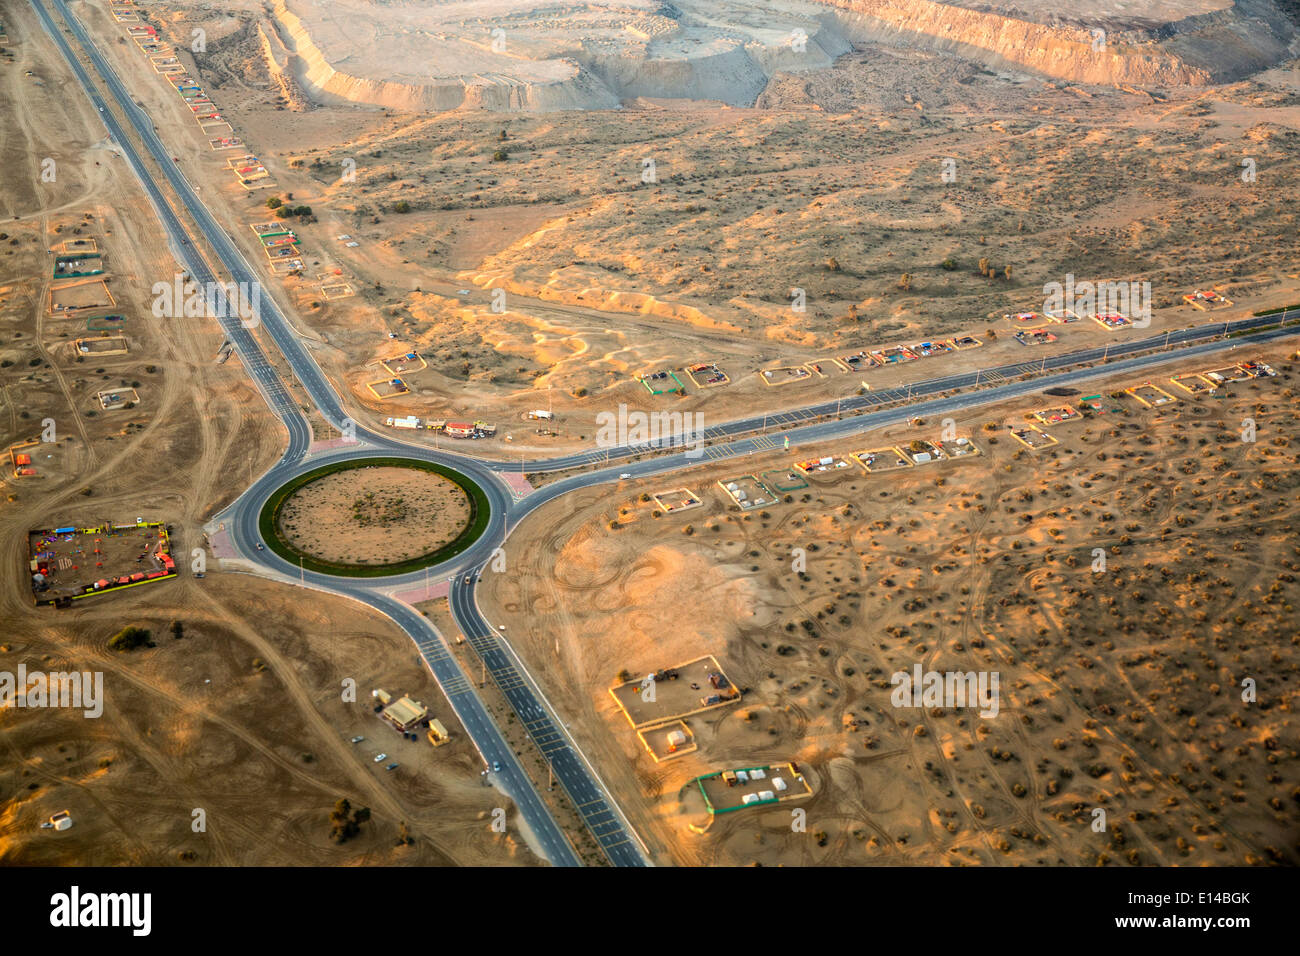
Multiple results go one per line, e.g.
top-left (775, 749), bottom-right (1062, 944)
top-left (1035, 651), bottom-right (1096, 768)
top-left (258, 457), bottom-right (490, 577)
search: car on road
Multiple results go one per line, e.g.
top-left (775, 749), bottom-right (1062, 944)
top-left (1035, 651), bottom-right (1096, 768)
top-left (619, 473), bottom-right (632, 479)
top-left (349, 736), bottom-right (364, 744)
top-left (98, 106), bottom-right (104, 112)
top-left (492, 761), bottom-right (502, 772)
top-left (374, 753), bottom-right (387, 763)
top-left (457, 289), bottom-right (472, 295)
top-left (255, 542), bottom-right (264, 551)
top-left (464, 575), bottom-right (472, 584)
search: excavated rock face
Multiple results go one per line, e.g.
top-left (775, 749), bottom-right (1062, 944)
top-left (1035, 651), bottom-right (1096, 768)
top-left (821, 0), bottom-right (1296, 85)
top-left (267, 0), bottom-right (1297, 112)
top-left (269, 0), bottom-right (851, 110)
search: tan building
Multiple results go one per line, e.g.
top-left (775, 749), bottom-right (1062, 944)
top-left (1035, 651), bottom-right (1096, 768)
top-left (426, 718), bottom-right (450, 747)
top-left (381, 695), bottom-right (428, 732)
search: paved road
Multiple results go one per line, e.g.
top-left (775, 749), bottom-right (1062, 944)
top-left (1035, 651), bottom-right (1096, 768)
top-left (33, 0), bottom-right (592, 868)
top-left (37, 0), bottom-right (1300, 869)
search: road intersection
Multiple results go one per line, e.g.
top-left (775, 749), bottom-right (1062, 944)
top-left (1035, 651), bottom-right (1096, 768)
top-left (34, 0), bottom-right (1300, 868)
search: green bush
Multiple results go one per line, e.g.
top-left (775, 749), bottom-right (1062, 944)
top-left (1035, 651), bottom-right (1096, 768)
top-left (108, 626), bottom-right (150, 651)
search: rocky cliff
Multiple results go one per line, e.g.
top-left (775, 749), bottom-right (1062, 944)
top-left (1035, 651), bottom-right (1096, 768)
top-left (820, 0), bottom-right (1296, 86)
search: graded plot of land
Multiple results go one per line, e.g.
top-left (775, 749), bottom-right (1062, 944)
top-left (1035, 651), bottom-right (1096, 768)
top-left (276, 466), bottom-right (471, 566)
top-left (1008, 424), bottom-right (1059, 449)
top-left (761, 468), bottom-right (809, 492)
top-left (1202, 365), bottom-right (1252, 386)
top-left (1090, 311), bottom-right (1134, 330)
top-left (1184, 289), bottom-right (1233, 310)
top-left (852, 446), bottom-right (912, 472)
top-left (50, 280), bottom-right (114, 313)
top-left (938, 437), bottom-right (981, 459)
top-left (717, 474), bottom-right (776, 509)
top-left (480, 350), bottom-right (1299, 866)
top-left (609, 656), bottom-right (740, 729)
top-left (380, 351), bottom-right (427, 375)
top-left (53, 253), bottom-right (104, 278)
top-left (794, 454), bottom-right (855, 477)
top-left (758, 365), bottom-right (812, 386)
top-left (365, 376), bottom-right (412, 400)
top-left (1014, 328), bottom-right (1057, 346)
top-left (692, 763), bottom-right (813, 816)
top-left (1031, 405), bottom-right (1080, 425)
top-left (1124, 382), bottom-right (1178, 408)
top-left (1170, 372), bottom-right (1215, 395)
top-left (637, 721), bottom-right (697, 763)
top-left (839, 350), bottom-right (876, 372)
top-left (74, 335), bottom-right (128, 357)
top-left (683, 362), bottom-right (729, 388)
top-left (96, 387), bottom-right (140, 410)
top-left (652, 487), bottom-right (702, 514)
top-left (870, 345), bottom-right (918, 365)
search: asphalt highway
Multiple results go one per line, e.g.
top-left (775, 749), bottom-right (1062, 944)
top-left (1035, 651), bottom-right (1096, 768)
top-left (36, 0), bottom-right (1300, 869)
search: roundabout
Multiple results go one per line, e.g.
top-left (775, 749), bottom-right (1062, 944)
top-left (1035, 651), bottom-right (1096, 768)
top-left (256, 456), bottom-right (493, 577)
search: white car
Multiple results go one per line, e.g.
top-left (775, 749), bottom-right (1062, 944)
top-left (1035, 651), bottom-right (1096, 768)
top-left (457, 289), bottom-right (472, 295)
top-left (619, 473), bottom-right (632, 480)
top-left (373, 753), bottom-right (387, 763)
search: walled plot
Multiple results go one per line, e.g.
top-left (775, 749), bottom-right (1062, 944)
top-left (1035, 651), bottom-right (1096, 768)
top-left (609, 656), bottom-right (740, 730)
top-left (1183, 289), bottom-right (1233, 310)
top-left (1014, 328), bottom-right (1056, 346)
top-left (1009, 425), bottom-right (1059, 449)
top-left (794, 454), bottom-right (854, 477)
top-left (1171, 372), bottom-right (1215, 395)
top-left (96, 387), bottom-right (140, 410)
top-left (692, 762), bottom-right (813, 816)
top-left (1030, 404), bottom-right (1080, 425)
top-left (870, 345), bottom-right (918, 365)
top-left (1091, 311), bottom-right (1134, 330)
top-left (758, 364), bottom-right (812, 386)
top-left (637, 721), bottom-right (697, 762)
top-left (652, 487), bottom-right (702, 513)
top-left (851, 446), bottom-right (912, 473)
top-left (761, 468), bottom-right (808, 492)
top-left (717, 474), bottom-right (776, 509)
top-left (74, 335), bottom-right (129, 357)
top-left (1125, 382), bottom-right (1178, 408)
top-left (50, 279), bottom-right (113, 313)
top-left (27, 520), bottom-right (177, 606)
top-left (683, 361), bottom-right (729, 388)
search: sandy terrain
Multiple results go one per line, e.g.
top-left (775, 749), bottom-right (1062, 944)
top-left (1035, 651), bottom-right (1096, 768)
top-left (0, 0), bottom-right (533, 866)
top-left (481, 344), bottom-right (1300, 866)
top-left (98, 0), bottom-right (1300, 455)
top-left (278, 466), bottom-right (471, 564)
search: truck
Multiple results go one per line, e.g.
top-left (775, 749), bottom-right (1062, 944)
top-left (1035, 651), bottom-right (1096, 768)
top-left (385, 415), bottom-right (420, 429)
top-left (528, 409), bottom-right (554, 420)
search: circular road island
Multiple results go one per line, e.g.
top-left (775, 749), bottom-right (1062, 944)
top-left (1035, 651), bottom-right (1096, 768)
top-left (259, 457), bottom-right (490, 576)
